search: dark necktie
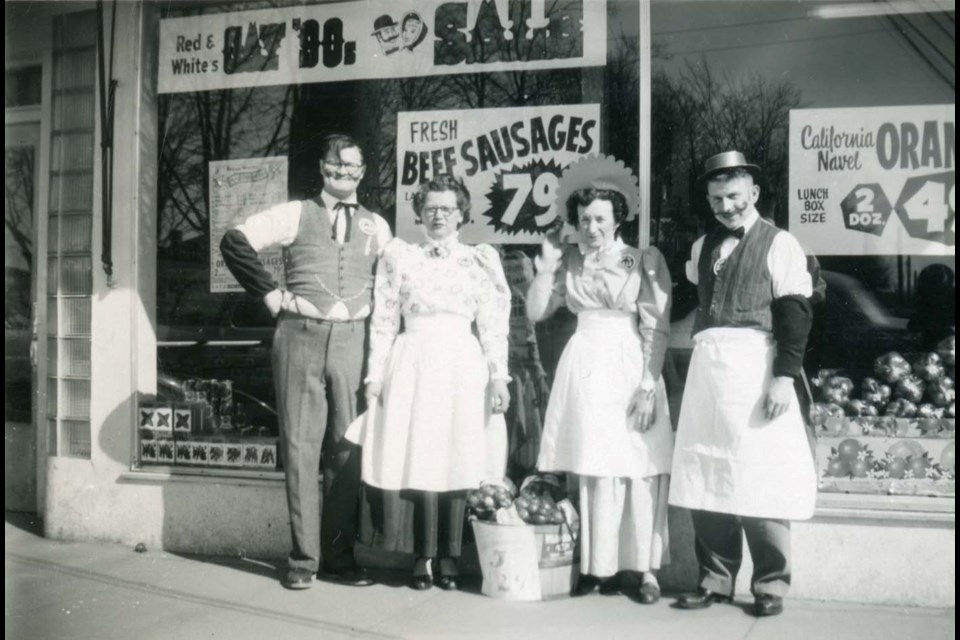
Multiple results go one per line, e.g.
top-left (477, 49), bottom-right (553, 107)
top-left (333, 202), bottom-right (357, 243)
top-left (722, 225), bottom-right (746, 240)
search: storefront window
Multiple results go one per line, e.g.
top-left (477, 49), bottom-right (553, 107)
top-left (651, 1), bottom-right (955, 500)
top-left (150, 0), bottom-right (642, 472)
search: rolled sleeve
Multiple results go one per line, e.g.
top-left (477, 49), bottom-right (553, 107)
top-left (234, 201), bottom-right (302, 252)
top-left (769, 232), bottom-right (813, 299)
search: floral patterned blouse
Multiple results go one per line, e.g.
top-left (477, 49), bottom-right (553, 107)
top-left (366, 236), bottom-right (512, 384)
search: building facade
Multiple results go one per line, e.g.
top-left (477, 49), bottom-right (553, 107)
top-left (5, 0), bottom-right (955, 606)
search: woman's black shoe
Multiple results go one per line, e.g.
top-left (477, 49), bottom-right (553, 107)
top-left (410, 574), bottom-right (433, 590)
top-left (435, 575), bottom-right (459, 591)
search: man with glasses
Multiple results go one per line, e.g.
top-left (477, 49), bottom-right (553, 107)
top-left (220, 134), bottom-right (391, 590)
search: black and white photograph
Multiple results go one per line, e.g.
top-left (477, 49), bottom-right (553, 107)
top-left (4, 1), bottom-right (955, 638)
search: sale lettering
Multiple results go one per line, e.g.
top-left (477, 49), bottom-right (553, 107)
top-left (400, 115), bottom-right (597, 185)
top-left (434, 0), bottom-right (584, 65)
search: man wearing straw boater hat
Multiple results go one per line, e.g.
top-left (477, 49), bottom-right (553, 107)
top-left (669, 151), bottom-right (816, 617)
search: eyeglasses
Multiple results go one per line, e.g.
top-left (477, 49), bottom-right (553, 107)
top-left (323, 160), bottom-right (364, 174)
top-left (422, 206), bottom-right (460, 218)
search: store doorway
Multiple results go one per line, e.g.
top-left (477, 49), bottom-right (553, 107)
top-left (5, 120), bottom-right (41, 513)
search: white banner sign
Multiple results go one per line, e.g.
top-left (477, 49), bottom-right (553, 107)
top-left (159, 1), bottom-right (606, 94)
top-left (396, 104), bottom-right (601, 244)
top-left (789, 105), bottom-right (955, 256)
top-left (209, 157), bottom-right (288, 293)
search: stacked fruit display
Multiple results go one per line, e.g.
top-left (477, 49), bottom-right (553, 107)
top-left (467, 474), bottom-right (577, 527)
top-left (814, 336), bottom-right (955, 494)
top-left (810, 335), bottom-right (956, 435)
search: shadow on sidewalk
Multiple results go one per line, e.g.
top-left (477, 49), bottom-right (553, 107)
top-left (5, 511), bottom-right (43, 537)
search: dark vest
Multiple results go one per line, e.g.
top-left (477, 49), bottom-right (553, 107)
top-left (283, 200), bottom-right (382, 318)
top-left (693, 218), bottom-right (780, 335)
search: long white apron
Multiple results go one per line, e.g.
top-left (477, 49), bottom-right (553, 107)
top-left (537, 311), bottom-right (674, 478)
top-left (669, 328), bottom-right (816, 520)
top-left (354, 314), bottom-right (507, 492)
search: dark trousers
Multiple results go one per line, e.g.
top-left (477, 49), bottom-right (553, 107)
top-left (691, 509), bottom-right (791, 597)
top-left (273, 316), bottom-right (365, 573)
top-left (411, 490), bottom-right (468, 559)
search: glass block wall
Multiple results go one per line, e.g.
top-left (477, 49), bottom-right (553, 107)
top-left (47, 11), bottom-right (97, 459)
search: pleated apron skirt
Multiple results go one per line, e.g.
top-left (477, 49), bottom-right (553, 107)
top-left (356, 313), bottom-right (507, 492)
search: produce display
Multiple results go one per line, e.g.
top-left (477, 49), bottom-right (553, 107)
top-left (810, 342), bottom-right (956, 433)
top-left (467, 474), bottom-right (578, 529)
top-left (812, 336), bottom-right (956, 496)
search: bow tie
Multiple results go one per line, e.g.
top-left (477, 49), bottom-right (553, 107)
top-left (332, 202), bottom-right (357, 242)
top-left (721, 225), bottom-right (746, 240)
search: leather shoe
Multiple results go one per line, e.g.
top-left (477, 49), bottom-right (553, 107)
top-left (282, 568), bottom-right (314, 590)
top-left (676, 587), bottom-right (733, 610)
top-left (634, 582), bottom-right (661, 605)
top-left (322, 565), bottom-right (374, 587)
top-left (753, 594), bottom-right (784, 617)
top-left (435, 575), bottom-right (459, 591)
top-left (598, 575), bottom-right (621, 596)
top-left (410, 574), bottom-right (433, 591)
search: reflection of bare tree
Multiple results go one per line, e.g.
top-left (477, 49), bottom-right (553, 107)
top-left (5, 148), bottom-right (34, 266)
top-left (158, 85), bottom-right (293, 248)
top-left (5, 147), bottom-right (34, 330)
top-left (650, 57), bottom-right (803, 245)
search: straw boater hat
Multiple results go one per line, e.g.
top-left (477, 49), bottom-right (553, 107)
top-left (699, 150), bottom-right (761, 182)
top-left (553, 154), bottom-right (640, 222)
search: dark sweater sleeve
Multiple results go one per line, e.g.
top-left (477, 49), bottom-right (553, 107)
top-left (219, 229), bottom-right (278, 298)
top-left (771, 294), bottom-right (813, 378)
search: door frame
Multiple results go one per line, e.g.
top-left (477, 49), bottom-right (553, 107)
top-left (5, 52), bottom-right (51, 515)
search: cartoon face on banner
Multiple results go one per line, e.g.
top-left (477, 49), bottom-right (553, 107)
top-left (396, 105), bottom-right (602, 244)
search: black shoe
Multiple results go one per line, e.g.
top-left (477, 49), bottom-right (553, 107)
top-left (322, 564), bottom-right (374, 587)
top-left (435, 575), bottom-right (459, 591)
top-left (598, 575), bottom-right (621, 596)
top-left (753, 594), bottom-right (784, 617)
top-left (676, 587), bottom-right (733, 610)
top-left (282, 568), bottom-right (314, 590)
top-left (410, 574), bottom-right (433, 591)
top-left (634, 582), bottom-right (661, 605)
top-left (573, 575), bottom-right (598, 596)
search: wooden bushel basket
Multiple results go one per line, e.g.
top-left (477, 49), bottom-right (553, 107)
top-left (472, 520), bottom-right (579, 601)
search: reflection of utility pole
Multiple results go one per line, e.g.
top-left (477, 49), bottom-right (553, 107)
top-left (897, 255), bottom-right (904, 303)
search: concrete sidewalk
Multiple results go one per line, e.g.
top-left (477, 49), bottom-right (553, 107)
top-left (5, 512), bottom-right (954, 640)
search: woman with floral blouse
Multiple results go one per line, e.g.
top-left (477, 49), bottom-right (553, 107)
top-left (356, 173), bottom-right (511, 591)
top-left (527, 159), bottom-right (674, 604)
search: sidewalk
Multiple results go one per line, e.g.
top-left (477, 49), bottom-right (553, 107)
top-left (5, 512), bottom-right (954, 640)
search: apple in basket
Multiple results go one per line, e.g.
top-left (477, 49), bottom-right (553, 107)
top-left (845, 400), bottom-right (879, 418)
top-left (884, 399), bottom-right (918, 418)
top-left (874, 352), bottom-right (912, 384)
top-left (912, 353), bottom-right (946, 383)
top-left (927, 378), bottom-right (956, 408)
top-left (894, 375), bottom-right (926, 404)
top-left (822, 376), bottom-right (855, 405)
top-left (809, 402), bottom-right (846, 427)
top-left (861, 378), bottom-right (892, 408)
top-left (936, 335), bottom-right (956, 368)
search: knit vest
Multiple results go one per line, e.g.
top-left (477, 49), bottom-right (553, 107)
top-left (693, 218), bottom-right (780, 335)
top-left (283, 200), bottom-right (381, 318)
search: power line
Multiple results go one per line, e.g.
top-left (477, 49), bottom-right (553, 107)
top-left (884, 14), bottom-right (956, 88)
top-left (657, 26), bottom-right (891, 57)
top-left (889, 10), bottom-right (956, 68)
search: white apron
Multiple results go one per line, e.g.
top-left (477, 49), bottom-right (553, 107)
top-left (669, 328), bottom-right (816, 520)
top-left (537, 311), bottom-right (674, 478)
top-left (349, 314), bottom-right (507, 492)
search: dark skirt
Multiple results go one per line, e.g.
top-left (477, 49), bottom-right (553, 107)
top-left (360, 485), bottom-right (468, 558)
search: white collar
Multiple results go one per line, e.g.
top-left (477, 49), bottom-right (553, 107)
top-left (578, 236), bottom-right (625, 257)
top-left (320, 190), bottom-right (359, 211)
